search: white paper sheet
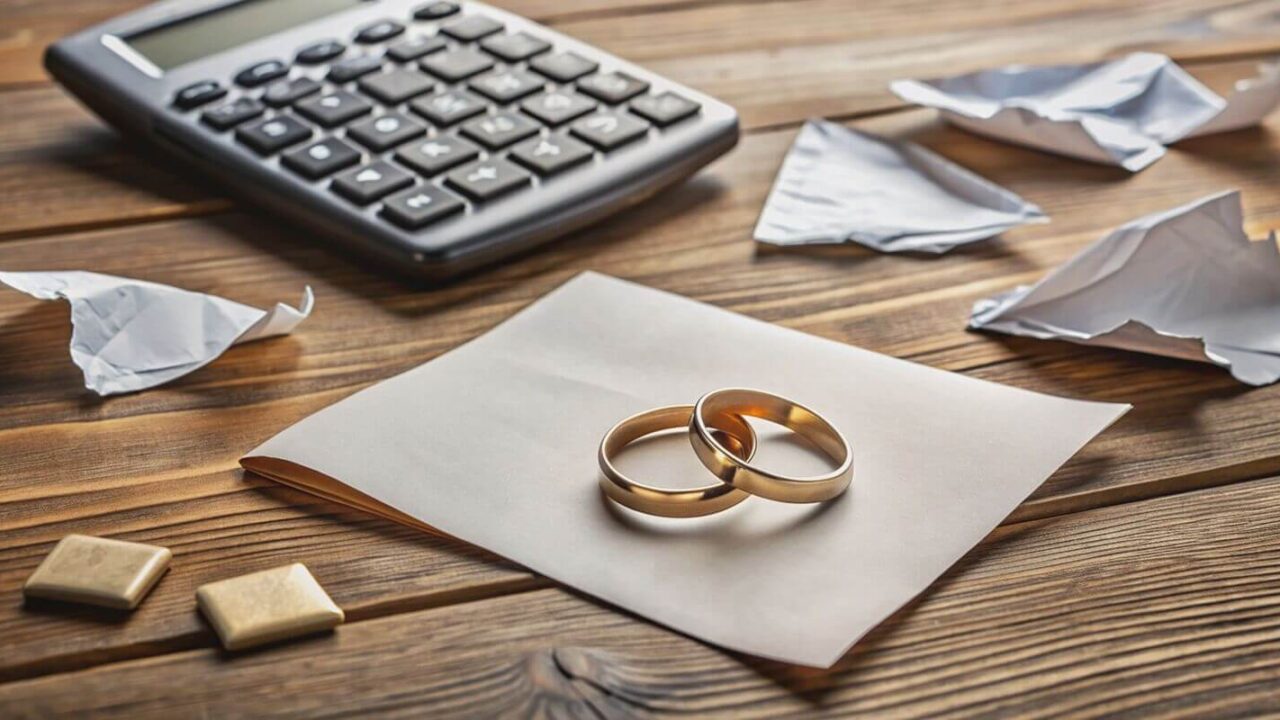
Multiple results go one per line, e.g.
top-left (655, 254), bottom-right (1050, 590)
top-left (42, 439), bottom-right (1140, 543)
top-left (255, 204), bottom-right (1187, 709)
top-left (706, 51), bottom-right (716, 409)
top-left (970, 191), bottom-right (1280, 385)
top-left (754, 120), bottom-right (1046, 253)
top-left (891, 53), bottom-right (1280, 171)
top-left (0, 271), bottom-right (313, 395)
top-left (243, 272), bottom-right (1128, 667)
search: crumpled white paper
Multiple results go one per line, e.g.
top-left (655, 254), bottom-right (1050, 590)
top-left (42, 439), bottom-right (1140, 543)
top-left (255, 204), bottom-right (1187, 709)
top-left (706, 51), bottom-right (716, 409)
top-left (0, 271), bottom-right (313, 395)
top-left (891, 53), bottom-right (1280, 172)
top-left (753, 120), bottom-right (1046, 254)
top-left (970, 190), bottom-right (1280, 385)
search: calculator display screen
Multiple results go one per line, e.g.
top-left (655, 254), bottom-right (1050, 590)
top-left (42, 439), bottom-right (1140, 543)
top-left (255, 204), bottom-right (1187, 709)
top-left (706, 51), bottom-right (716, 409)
top-left (127, 0), bottom-right (361, 71)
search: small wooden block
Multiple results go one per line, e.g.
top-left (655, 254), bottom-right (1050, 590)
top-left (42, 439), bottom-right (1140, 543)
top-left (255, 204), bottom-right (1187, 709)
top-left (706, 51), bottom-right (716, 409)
top-left (23, 534), bottom-right (171, 610)
top-left (196, 563), bottom-right (344, 651)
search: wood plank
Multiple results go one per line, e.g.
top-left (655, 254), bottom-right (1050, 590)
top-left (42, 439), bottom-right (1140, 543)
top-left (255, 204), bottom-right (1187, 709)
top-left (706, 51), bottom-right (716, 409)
top-left (5, 475), bottom-right (1280, 717)
top-left (0, 85), bottom-right (229, 240)
top-left (0, 104), bottom-right (1277, 681)
top-left (0, 43), bottom-right (1273, 240)
top-left (0, 0), bottom-right (735, 87)
top-left (6, 0), bottom-right (1278, 92)
top-left (565, 0), bottom-right (1280, 129)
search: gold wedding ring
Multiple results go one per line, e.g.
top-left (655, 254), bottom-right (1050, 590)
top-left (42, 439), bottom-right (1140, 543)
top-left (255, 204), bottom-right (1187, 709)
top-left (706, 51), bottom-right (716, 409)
top-left (689, 388), bottom-right (853, 504)
top-left (599, 405), bottom-right (755, 518)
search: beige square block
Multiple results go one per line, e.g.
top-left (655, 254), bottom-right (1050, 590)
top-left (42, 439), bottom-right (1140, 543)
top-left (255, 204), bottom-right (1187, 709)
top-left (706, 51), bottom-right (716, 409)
top-left (196, 563), bottom-right (344, 651)
top-left (23, 534), bottom-right (171, 610)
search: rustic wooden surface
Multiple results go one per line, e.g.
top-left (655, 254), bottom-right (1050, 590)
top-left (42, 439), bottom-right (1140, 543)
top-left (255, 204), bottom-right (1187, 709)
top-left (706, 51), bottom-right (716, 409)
top-left (1, 0), bottom-right (1278, 716)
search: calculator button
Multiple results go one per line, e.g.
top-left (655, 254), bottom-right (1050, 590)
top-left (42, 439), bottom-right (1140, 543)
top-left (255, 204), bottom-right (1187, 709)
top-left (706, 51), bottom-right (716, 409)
top-left (440, 15), bottom-right (503, 42)
top-left (201, 97), bottom-right (264, 130)
top-left (355, 20), bottom-right (405, 44)
top-left (235, 115), bottom-right (312, 154)
top-left (174, 80), bottom-right (225, 110)
top-left (509, 134), bottom-right (594, 175)
top-left (386, 35), bottom-right (447, 63)
top-left (520, 90), bottom-right (596, 126)
top-left (332, 161), bottom-right (413, 204)
top-left (409, 89), bottom-right (487, 126)
top-left (630, 92), bottom-right (701, 126)
top-left (529, 53), bottom-right (598, 83)
top-left (420, 49), bottom-right (494, 82)
top-left (468, 69), bottom-right (544, 104)
top-left (445, 158), bottom-right (531, 201)
top-left (347, 113), bottom-right (427, 151)
top-left (394, 135), bottom-right (480, 175)
top-left (460, 112), bottom-right (539, 149)
top-left (480, 32), bottom-right (551, 63)
top-left (235, 60), bottom-right (289, 88)
top-left (297, 40), bottom-right (346, 65)
top-left (577, 72), bottom-right (649, 104)
top-left (282, 138), bottom-right (361, 179)
top-left (263, 77), bottom-right (321, 107)
top-left (358, 68), bottom-right (436, 104)
top-left (380, 185), bottom-right (465, 229)
top-left (296, 91), bottom-right (373, 127)
top-left (329, 55), bottom-right (384, 83)
top-left (570, 111), bottom-right (649, 149)
top-left (413, 1), bottom-right (460, 20)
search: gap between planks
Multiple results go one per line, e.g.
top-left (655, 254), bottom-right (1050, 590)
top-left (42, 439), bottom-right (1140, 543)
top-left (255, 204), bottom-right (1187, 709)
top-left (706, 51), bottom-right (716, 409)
top-left (7, 468), bottom-right (1280, 696)
top-left (0, 46), bottom-right (1276, 244)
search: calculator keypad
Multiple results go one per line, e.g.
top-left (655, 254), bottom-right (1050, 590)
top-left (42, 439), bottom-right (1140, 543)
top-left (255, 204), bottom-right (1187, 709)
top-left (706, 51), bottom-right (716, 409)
top-left (440, 15), bottom-right (503, 41)
top-left (509, 134), bottom-right (593, 175)
top-left (631, 92), bottom-right (701, 126)
top-left (460, 112), bottom-right (539, 149)
top-left (329, 55), bottom-right (384, 83)
top-left (421, 48), bottom-right (493, 82)
top-left (282, 138), bottom-right (361, 179)
top-left (263, 77), bottom-right (321, 107)
top-left (394, 135), bottom-right (480, 175)
top-left (171, 4), bottom-right (708, 238)
top-left (333, 161), bottom-right (414, 203)
top-left (480, 32), bottom-right (551, 62)
top-left (414, 2), bottom-right (460, 21)
top-left (202, 97), bottom-right (264, 130)
top-left (347, 112), bottom-right (427, 151)
top-left (236, 60), bottom-right (289, 88)
top-left (530, 53), bottom-right (598, 83)
top-left (410, 89), bottom-right (486, 126)
top-left (570, 111), bottom-right (649, 150)
top-left (359, 68), bottom-right (437, 104)
top-left (468, 69), bottom-right (543, 103)
top-left (355, 20), bottom-right (405, 44)
top-left (297, 40), bottom-right (346, 65)
top-left (296, 91), bottom-right (372, 127)
top-left (175, 80), bottom-right (226, 109)
top-left (446, 158), bottom-right (530, 200)
top-left (577, 72), bottom-right (649, 104)
top-left (236, 115), bottom-right (312, 154)
top-left (386, 35), bottom-right (447, 62)
top-left (521, 90), bottom-right (595, 126)
top-left (381, 185), bottom-right (465, 228)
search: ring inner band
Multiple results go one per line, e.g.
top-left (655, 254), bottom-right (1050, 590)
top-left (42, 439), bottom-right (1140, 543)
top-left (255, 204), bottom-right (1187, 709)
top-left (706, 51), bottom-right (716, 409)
top-left (691, 388), bottom-right (852, 504)
top-left (599, 405), bottom-right (755, 518)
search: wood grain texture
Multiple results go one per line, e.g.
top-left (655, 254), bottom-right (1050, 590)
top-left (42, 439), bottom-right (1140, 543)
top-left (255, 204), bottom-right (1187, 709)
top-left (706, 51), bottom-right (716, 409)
top-left (0, 0), bottom-right (747, 87)
top-left (0, 45), bottom-right (1273, 240)
top-left (3, 0), bottom-right (1280, 709)
top-left (1, 104), bottom-right (1278, 681)
top-left (5, 475), bottom-right (1280, 718)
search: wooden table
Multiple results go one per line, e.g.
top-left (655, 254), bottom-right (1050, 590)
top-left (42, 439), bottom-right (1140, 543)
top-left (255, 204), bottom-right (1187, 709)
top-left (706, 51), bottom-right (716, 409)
top-left (2, 0), bottom-right (1279, 716)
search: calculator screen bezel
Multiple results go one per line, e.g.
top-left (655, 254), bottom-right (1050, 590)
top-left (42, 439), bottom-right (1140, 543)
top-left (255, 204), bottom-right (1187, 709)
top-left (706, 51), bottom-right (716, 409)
top-left (116, 0), bottom-right (372, 76)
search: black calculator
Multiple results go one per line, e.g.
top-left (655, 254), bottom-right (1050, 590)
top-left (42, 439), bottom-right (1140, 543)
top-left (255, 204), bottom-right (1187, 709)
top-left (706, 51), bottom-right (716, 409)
top-left (46, 0), bottom-right (739, 279)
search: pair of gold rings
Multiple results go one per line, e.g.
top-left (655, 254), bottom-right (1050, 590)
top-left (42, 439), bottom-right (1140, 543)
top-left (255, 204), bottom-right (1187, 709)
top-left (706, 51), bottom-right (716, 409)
top-left (598, 388), bottom-right (853, 518)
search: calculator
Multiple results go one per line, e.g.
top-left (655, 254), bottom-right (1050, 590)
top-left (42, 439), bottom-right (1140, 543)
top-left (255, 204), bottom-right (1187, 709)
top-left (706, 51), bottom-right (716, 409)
top-left (46, 0), bottom-right (739, 279)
